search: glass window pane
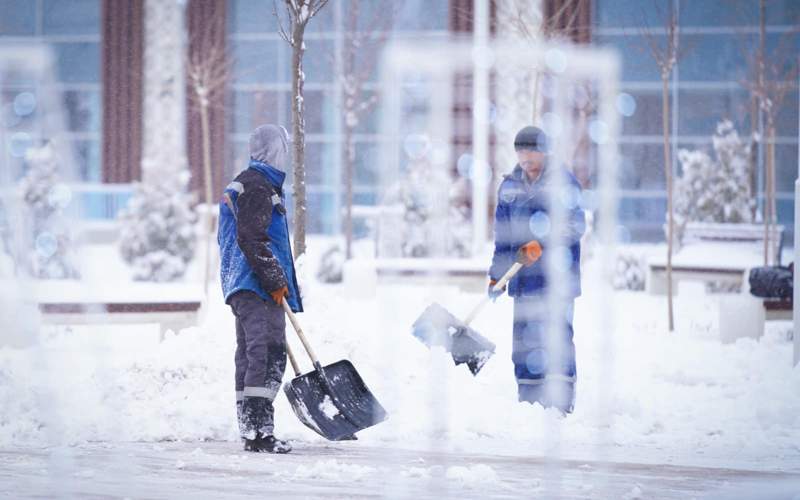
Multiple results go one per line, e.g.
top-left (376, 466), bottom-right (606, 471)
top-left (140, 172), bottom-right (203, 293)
top-left (775, 89), bottom-right (798, 138)
top-left (291, 89), bottom-right (333, 134)
top-left (618, 197), bottom-right (666, 241)
top-left (594, 34), bottom-right (662, 82)
top-left (230, 90), bottom-right (282, 134)
top-left (231, 40), bottom-right (281, 84)
top-left (42, 0), bottom-right (100, 35)
top-left (679, 0), bottom-right (757, 27)
top-left (618, 143), bottom-right (666, 189)
top-left (354, 91), bottom-right (379, 134)
top-left (677, 88), bottom-right (750, 137)
top-left (394, 0), bottom-right (447, 30)
top-left (305, 191), bottom-right (335, 234)
top-left (354, 141), bottom-right (378, 185)
top-left (227, 0), bottom-right (279, 34)
top-left (227, 138), bottom-right (249, 178)
top-left (304, 140), bottom-right (335, 184)
top-left (1, 88), bottom-right (38, 132)
top-left (679, 34), bottom-right (752, 82)
top-left (303, 39), bottom-right (333, 83)
top-left (63, 90), bottom-right (100, 133)
top-left (305, 8), bottom-right (335, 33)
top-left (775, 144), bottom-right (799, 193)
top-left (766, 0), bottom-right (800, 25)
top-left (53, 42), bottom-right (100, 83)
top-left (0, 0), bottom-right (35, 36)
top-left (595, 1), bottom-right (666, 29)
top-left (72, 139), bottom-right (100, 181)
top-left (620, 90), bottom-right (662, 136)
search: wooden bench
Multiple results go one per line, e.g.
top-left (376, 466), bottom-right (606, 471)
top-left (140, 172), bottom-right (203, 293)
top-left (39, 300), bottom-right (202, 340)
top-left (718, 295), bottom-right (792, 344)
top-left (646, 222), bottom-right (784, 295)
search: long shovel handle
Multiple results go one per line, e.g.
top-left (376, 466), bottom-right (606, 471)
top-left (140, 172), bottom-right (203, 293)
top-left (286, 341), bottom-right (301, 376)
top-left (281, 299), bottom-right (321, 366)
top-left (462, 261), bottom-right (524, 326)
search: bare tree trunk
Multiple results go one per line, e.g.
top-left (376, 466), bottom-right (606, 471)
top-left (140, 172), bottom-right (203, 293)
top-left (199, 101), bottom-right (215, 294)
top-left (343, 122), bottom-right (355, 259)
top-left (291, 24), bottom-right (307, 258)
top-left (765, 122), bottom-right (776, 265)
top-left (759, 0), bottom-right (768, 266)
top-left (662, 74), bottom-right (675, 332)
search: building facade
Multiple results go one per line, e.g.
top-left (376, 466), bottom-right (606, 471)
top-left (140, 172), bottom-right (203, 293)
top-left (1, 0), bottom-right (797, 242)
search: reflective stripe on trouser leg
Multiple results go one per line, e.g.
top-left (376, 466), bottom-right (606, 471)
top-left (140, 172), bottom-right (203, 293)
top-left (512, 295), bottom-right (577, 411)
top-left (229, 291), bottom-right (288, 439)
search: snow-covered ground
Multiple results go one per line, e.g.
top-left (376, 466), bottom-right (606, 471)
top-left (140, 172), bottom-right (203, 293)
top-left (1, 239), bottom-right (799, 497)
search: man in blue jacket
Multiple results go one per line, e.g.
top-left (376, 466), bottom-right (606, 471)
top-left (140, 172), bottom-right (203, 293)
top-left (489, 126), bottom-right (585, 414)
top-left (218, 124), bottom-right (302, 453)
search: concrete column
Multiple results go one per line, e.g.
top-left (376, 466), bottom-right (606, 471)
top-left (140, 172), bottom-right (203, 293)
top-left (472, 0), bottom-right (490, 256)
top-left (141, 0), bottom-right (188, 182)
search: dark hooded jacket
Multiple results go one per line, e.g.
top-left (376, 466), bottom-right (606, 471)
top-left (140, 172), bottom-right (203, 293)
top-left (217, 125), bottom-right (302, 312)
top-left (489, 164), bottom-right (585, 298)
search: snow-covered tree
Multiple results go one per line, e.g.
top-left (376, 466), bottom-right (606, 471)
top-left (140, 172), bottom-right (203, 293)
top-left (382, 145), bottom-right (472, 258)
top-left (118, 166), bottom-right (197, 282)
top-left (274, 0), bottom-right (331, 258)
top-left (18, 142), bottom-right (80, 279)
top-left (674, 120), bottom-right (754, 243)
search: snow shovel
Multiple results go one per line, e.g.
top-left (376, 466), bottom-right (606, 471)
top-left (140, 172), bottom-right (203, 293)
top-left (412, 242), bottom-right (541, 375)
top-left (281, 300), bottom-right (388, 441)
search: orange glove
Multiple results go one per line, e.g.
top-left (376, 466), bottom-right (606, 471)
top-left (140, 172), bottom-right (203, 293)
top-left (269, 286), bottom-right (289, 305)
top-left (516, 240), bottom-right (542, 266)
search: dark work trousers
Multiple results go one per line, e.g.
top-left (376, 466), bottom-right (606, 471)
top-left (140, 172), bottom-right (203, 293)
top-left (512, 295), bottom-right (577, 413)
top-left (229, 290), bottom-right (287, 439)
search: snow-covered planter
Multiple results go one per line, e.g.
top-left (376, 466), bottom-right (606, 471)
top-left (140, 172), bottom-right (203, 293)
top-left (118, 167), bottom-right (197, 282)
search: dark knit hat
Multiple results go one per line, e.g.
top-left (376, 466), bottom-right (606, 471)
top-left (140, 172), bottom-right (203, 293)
top-left (514, 126), bottom-right (547, 153)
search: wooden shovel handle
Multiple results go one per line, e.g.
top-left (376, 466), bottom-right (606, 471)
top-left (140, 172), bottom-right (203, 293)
top-left (282, 299), bottom-right (321, 366)
top-left (286, 341), bottom-right (301, 376)
top-left (463, 262), bottom-right (524, 326)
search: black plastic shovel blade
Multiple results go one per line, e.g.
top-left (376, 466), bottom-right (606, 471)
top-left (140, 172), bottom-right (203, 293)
top-left (451, 326), bottom-right (496, 375)
top-left (283, 360), bottom-right (388, 441)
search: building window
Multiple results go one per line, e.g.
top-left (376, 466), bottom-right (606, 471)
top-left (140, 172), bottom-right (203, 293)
top-left (0, 0), bottom-right (102, 184)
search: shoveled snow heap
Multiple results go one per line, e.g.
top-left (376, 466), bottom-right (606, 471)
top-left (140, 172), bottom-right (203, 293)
top-left (0, 242), bottom-right (798, 472)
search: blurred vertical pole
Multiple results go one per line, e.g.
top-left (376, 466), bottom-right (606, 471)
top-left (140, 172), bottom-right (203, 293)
top-left (141, 0), bottom-right (188, 184)
top-left (472, 0), bottom-right (489, 256)
top-left (793, 58), bottom-right (799, 366)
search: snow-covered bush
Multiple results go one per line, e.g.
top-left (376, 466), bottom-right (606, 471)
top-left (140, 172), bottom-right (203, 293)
top-left (316, 245), bottom-right (344, 283)
top-left (381, 143), bottom-right (472, 258)
top-left (18, 142), bottom-right (80, 279)
top-left (673, 120), bottom-right (754, 243)
top-left (118, 166), bottom-right (197, 282)
top-left (0, 200), bottom-right (12, 278)
top-left (613, 252), bottom-right (646, 291)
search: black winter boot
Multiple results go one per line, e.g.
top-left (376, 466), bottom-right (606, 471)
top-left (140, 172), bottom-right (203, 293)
top-left (243, 433), bottom-right (292, 454)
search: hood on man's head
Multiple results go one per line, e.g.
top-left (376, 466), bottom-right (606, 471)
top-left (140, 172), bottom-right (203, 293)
top-left (249, 124), bottom-right (289, 170)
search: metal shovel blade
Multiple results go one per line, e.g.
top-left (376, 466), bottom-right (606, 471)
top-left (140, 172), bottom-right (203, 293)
top-left (411, 302), bottom-right (458, 350)
top-left (451, 326), bottom-right (496, 375)
top-left (412, 302), bottom-right (496, 375)
top-left (283, 360), bottom-right (388, 441)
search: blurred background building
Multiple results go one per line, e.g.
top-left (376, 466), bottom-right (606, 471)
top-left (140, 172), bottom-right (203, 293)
top-left (0, 0), bottom-right (797, 241)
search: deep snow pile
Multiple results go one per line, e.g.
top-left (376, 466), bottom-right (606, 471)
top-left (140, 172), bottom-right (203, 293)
top-left (0, 244), bottom-right (798, 471)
